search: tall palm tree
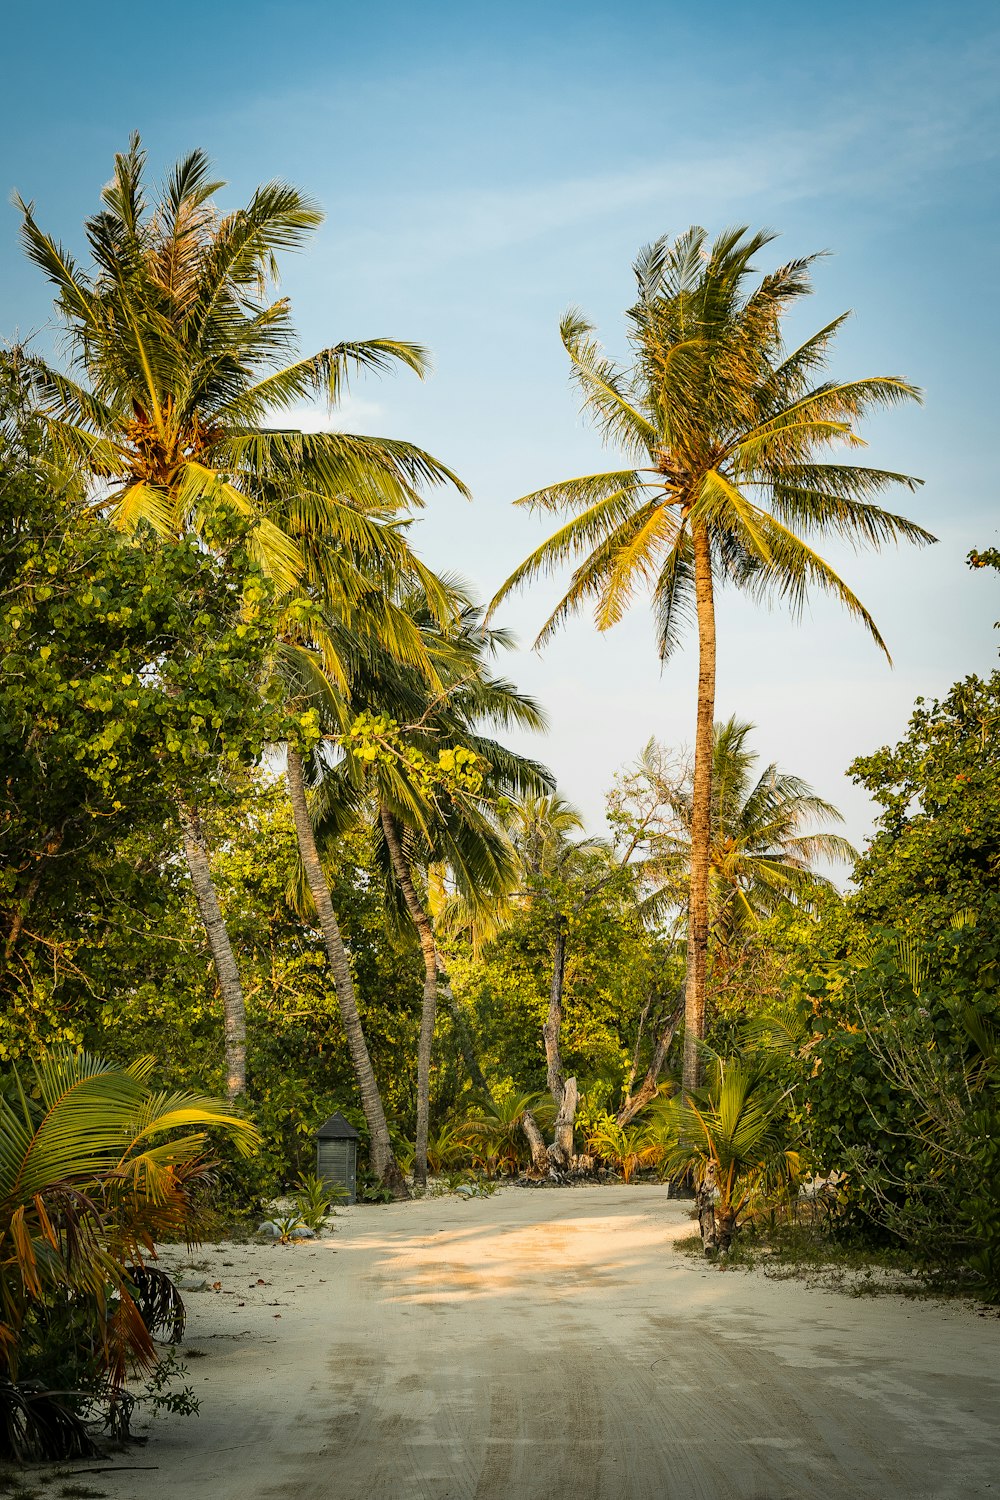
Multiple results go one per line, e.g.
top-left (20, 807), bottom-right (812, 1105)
top-left (16, 137), bottom-right (465, 1098)
top-left (491, 225), bottom-right (933, 1096)
top-left (632, 716), bottom-right (857, 946)
top-left (301, 588), bottom-right (551, 1186)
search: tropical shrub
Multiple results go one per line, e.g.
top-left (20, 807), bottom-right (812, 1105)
top-left (0, 1050), bottom-right (257, 1458)
top-left (666, 1050), bottom-right (802, 1255)
top-left (585, 1116), bottom-right (665, 1182)
top-left (463, 1089), bottom-right (553, 1176)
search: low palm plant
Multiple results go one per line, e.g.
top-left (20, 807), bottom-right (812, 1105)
top-left (425, 1122), bottom-right (474, 1176)
top-left (586, 1117), bottom-right (665, 1183)
top-left (292, 1172), bottom-right (348, 1230)
top-left (664, 1051), bottom-right (801, 1255)
top-left (0, 1049), bottom-right (257, 1459)
top-left (464, 1091), bottom-right (553, 1176)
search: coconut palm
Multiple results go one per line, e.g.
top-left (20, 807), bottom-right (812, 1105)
top-left (633, 717), bottom-right (857, 946)
top-left (664, 1050), bottom-right (801, 1254)
top-left (15, 137), bottom-right (465, 1098)
top-left (586, 1117), bottom-right (665, 1183)
top-left (492, 225), bottom-right (932, 1097)
top-left (298, 587), bottom-right (551, 1186)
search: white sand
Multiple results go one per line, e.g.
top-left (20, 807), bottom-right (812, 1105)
top-left (74, 1186), bottom-right (999, 1499)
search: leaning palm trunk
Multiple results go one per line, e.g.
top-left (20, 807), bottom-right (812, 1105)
top-left (286, 750), bottom-right (407, 1197)
top-left (380, 807), bottom-right (438, 1187)
top-left (682, 525), bottom-right (717, 1099)
top-left (179, 803), bottom-right (246, 1100)
top-left (540, 923), bottom-right (578, 1170)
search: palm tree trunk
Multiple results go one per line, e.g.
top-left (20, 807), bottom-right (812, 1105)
top-left (380, 806), bottom-right (438, 1188)
top-left (285, 748), bottom-right (407, 1198)
top-left (683, 523), bottom-right (717, 1100)
top-left (542, 922), bottom-right (578, 1168)
top-left (179, 802), bottom-right (246, 1101)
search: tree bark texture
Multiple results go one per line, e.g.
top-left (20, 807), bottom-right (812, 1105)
top-left (543, 924), bottom-right (568, 1108)
top-left (549, 1075), bottom-right (578, 1169)
top-left (380, 806), bottom-right (437, 1188)
top-left (696, 1159), bottom-right (719, 1256)
top-left (179, 802), bottom-right (246, 1101)
top-left (285, 749), bottom-right (407, 1197)
top-left (520, 1107), bottom-right (552, 1176)
top-left (682, 522), bottom-right (717, 1100)
top-left (617, 994), bottom-right (684, 1126)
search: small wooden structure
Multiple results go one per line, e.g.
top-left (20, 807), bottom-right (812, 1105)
top-left (316, 1111), bottom-right (359, 1204)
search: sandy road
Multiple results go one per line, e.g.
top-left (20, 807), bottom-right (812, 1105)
top-left (85, 1186), bottom-right (998, 1500)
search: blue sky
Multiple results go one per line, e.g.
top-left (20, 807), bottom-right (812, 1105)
top-left (3, 0), bottom-right (998, 859)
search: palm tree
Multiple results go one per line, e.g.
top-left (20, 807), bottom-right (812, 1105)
top-left (492, 225), bottom-right (932, 1097)
top-left (664, 1050), bottom-right (801, 1254)
top-left (16, 137), bottom-right (465, 1098)
top-left (300, 588), bottom-right (551, 1186)
top-left (0, 1049), bottom-right (256, 1457)
top-left (463, 1090), bottom-right (553, 1176)
top-left (632, 716), bottom-right (857, 946)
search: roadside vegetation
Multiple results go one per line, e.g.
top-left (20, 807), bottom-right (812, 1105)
top-left (2, 139), bottom-right (996, 1461)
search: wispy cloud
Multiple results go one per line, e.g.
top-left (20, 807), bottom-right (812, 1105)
top-left (325, 40), bottom-right (999, 276)
top-left (275, 396), bottom-right (386, 434)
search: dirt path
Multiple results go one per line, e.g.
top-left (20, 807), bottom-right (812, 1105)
top-left (86, 1186), bottom-right (998, 1500)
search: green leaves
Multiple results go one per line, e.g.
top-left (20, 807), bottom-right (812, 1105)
top-left (14, 138), bottom-right (465, 596)
top-left (0, 1047), bottom-right (257, 1384)
top-left (494, 224), bottom-right (927, 661)
top-left (0, 398), bottom-right (288, 1035)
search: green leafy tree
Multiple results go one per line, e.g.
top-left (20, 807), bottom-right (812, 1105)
top-left (493, 225), bottom-right (930, 1097)
top-left (448, 798), bottom-right (662, 1167)
top-left (0, 384), bottom-right (283, 1063)
top-left (15, 136), bottom-right (464, 1103)
top-left (74, 780), bottom-right (427, 1197)
top-left (799, 667), bottom-right (1000, 1287)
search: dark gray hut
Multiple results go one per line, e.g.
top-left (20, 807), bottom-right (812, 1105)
top-left (316, 1112), bottom-right (359, 1204)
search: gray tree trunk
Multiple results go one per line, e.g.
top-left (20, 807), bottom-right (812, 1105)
top-left (683, 523), bottom-right (717, 1100)
top-left (520, 1107), bottom-right (552, 1175)
top-left (380, 806), bottom-right (437, 1188)
top-left (543, 925), bottom-right (567, 1107)
top-left (538, 923), bottom-right (579, 1169)
top-left (617, 993), bottom-right (684, 1126)
top-left (549, 1076), bottom-right (578, 1169)
top-left (179, 802), bottom-right (246, 1101)
top-left (285, 748), bottom-right (407, 1198)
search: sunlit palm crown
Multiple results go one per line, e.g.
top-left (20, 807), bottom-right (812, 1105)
top-left (15, 136), bottom-right (465, 616)
top-left (302, 580), bottom-right (554, 914)
top-left (640, 717), bottom-right (857, 937)
top-left (492, 226), bottom-right (933, 656)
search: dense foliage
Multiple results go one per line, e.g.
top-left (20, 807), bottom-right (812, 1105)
top-left (2, 139), bottom-right (992, 1463)
top-left (799, 669), bottom-right (1000, 1289)
top-left (0, 385), bottom-right (285, 1058)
